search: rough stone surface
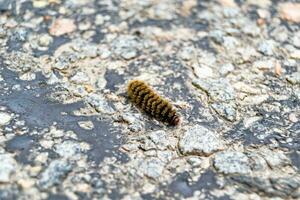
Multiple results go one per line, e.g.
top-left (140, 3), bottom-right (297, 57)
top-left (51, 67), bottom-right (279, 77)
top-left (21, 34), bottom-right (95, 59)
top-left (0, 112), bottom-right (12, 126)
top-left (139, 158), bottom-right (165, 179)
top-left (287, 72), bottom-right (300, 85)
top-left (0, 154), bottom-right (16, 182)
top-left (193, 78), bottom-right (236, 102)
top-left (86, 94), bottom-right (115, 114)
top-left (38, 160), bottom-right (73, 189)
top-left (179, 125), bottom-right (224, 156)
top-left (0, 0), bottom-right (299, 199)
top-left (54, 140), bottom-right (82, 158)
top-left (214, 151), bottom-right (251, 174)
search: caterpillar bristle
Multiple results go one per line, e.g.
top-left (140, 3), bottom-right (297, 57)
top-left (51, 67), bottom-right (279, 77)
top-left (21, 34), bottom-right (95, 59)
top-left (127, 80), bottom-right (181, 126)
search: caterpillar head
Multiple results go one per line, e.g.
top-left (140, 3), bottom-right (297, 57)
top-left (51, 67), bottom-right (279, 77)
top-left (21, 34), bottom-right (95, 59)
top-left (170, 115), bottom-right (181, 126)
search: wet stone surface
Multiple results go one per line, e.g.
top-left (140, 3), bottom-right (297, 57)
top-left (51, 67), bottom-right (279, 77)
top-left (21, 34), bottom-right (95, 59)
top-left (0, 0), bottom-right (299, 199)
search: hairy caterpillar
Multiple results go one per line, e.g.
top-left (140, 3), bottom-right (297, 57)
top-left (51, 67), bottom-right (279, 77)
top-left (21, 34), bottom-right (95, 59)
top-left (127, 80), bottom-right (180, 126)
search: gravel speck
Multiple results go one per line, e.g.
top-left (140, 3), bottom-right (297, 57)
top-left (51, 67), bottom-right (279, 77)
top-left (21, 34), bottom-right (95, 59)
top-left (0, 112), bottom-right (12, 126)
top-left (258, 40), bottom-right (275, 56)
top-left (78, 121), bottom-right (94, 130)
top-left (38, 34), bottom-right (53, 47)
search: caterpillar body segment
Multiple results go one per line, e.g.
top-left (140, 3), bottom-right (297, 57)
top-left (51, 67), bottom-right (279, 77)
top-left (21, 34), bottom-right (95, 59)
top-left (127, 80), bottom-right (180, 126)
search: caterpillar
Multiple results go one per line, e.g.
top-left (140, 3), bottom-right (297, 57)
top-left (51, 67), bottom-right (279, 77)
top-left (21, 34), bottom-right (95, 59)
top-left (127, 80), bottom-right (180, 126)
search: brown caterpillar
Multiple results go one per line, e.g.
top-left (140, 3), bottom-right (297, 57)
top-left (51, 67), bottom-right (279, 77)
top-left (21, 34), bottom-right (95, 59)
top-left (127, 80), bottom-right (180, 126)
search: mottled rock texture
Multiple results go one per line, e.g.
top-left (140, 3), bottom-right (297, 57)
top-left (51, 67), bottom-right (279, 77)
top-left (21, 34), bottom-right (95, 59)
top-left (0, 0), bottom-right (299, 199)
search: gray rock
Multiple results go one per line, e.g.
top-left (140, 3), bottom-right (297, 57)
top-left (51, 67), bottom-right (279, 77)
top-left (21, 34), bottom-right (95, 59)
top-left (193, 78), bottom-right (238, 120)
top-left (193, 78), bottom-right (235, 102)
top-left (98, 47), bottom-right (111, 59)
top-left (209, 30), bottom-right (225, 44)
top-left (211, 102), bottom-right (237, 121)
top-left (81, 44), bottom-right (98, 58)
top-left (121, 113), bottom-right (144, 132)
top-left (153, 3), bottom-right (174, 20)
top-left (38, 34), bottom-right (53, 47)
top-left (140, 138), bottom-right (156, 151)
top-left (55, 140), bottom-right (82, 158)
top-left (258, 40), bottom-right (275, 56)
top-left (111, 35), bottom-right (140, 60)
top-left (220, 63), bottom-right (235, 75)
top-left (259, 148), bottom-right (289, 169)
top-left (293, 32), bottom-right (300, 48)
top-left (140, 158), bottom-right (165, 179)
top-left (140, 130), bottom-right (170, 151)
top-left (270, 26), bottom-right (288, 42)
top-left (237, 46), bottom-right (258, 62)
top-left (70, 71), bottom-right (90, 84)
top-left (38, 159), bottom-right (73, 189)
top-left (54, 52), bottom-right (79, 70)
top-left (253, 59), bottom-right (275, 70)
top-left (122, 51), bottom-right (137, 60)
top-left (178, 46), bottom-right (196, 61)
top-left (295, 88), bottom-right (300, 100)
top-left (86, 94), bottom-right (114, 114)
top-left (11, 28), bottom-right (28, 42)
top-left (187, 157), bottom-right (202, 167)
top-left (3, 46), bottom-right (37, 73)
top-left (0, 26), bottom-right (6, 38)
top-left (224, 28), bottom-right (240, 36)
top-left (286, 72), bottom-right (300, 85)
top-left (242, 24), bottom-right (260, 37)
top-left (214, 151), bottom-right (251, 174)
top-left (47, 73), bottom-right (60, 85)
top-left (247, 152), bottom-right (268, 171)
top-left (95, 14), bottom-right (105, 25)
top-left (157, 150), bottom-right (175, 163)
top-left (232, 175), bottom-right (300, 198)
top-left (0, 153), bottom-right (16, 182)
top-left (78, 120), bottom-right (94, 130)
top-left (243, 116), bottom-right (263, 128)
top-left (0, 112), bottom-right (12, 126)
top-left (19, 72), bottom-right (36, 81)
top-left (223, 36), bottom-right (239, 49)
top-left (69, 39), bottom-right (99, 58)
top-left (179, 125), bottom-right (224, 156)
top-left (128, 121), bottom-right (144, 132)
top-left (0, 0), bottom-right (14, 11)
top-left (193, 64), bottom-right (214, 78)
top-left (223, 7), bottom-right (239, 18)
top-left (147, 130), bottom-right (170, 150)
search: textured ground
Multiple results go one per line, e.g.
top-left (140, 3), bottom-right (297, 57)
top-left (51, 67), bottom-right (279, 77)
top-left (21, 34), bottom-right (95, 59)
top-left (0, 0), bottom-right (300, 199)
